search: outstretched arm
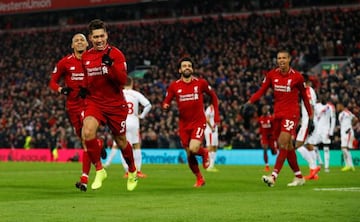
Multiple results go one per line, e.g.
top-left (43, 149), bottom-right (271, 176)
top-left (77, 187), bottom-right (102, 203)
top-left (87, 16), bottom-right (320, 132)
top-left (162, 84), bottom-right (174, 110)
top-left (248, 75), bottom-right (271, 104)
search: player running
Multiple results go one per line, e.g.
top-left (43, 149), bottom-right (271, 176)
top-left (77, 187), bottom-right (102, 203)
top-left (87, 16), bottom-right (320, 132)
top-left (248, 50), bottom-right (313, 187)
top-left (163, 57), bottom-right (220, 187)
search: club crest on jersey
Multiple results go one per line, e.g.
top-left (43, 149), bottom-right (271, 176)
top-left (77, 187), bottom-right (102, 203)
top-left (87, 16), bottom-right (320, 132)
top-left (70, 66), bottom-right (75, 70)
top-left (102, 66), bottom-right (109, 75)
top-left (194, 86), bottom-right (199, 100)
top-left (274, 79), bottom-right (292, 92)
top-left (194, 86), bottom-right (198, 93)
top-left (286, 79), bottom-right (292, 92)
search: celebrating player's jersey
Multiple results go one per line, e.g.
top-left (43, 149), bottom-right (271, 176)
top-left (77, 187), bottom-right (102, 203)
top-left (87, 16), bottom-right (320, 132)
top-left (163, 77), bottom-right (219, 129)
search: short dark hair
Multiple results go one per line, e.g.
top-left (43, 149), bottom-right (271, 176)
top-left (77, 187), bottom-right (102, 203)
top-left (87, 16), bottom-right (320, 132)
top-left (277, 50), bottom-right (290, 57)
top-left (342, 100), bottom-right (350, 107)
top-left (125, 76), bottom-right (133, 86)
top-left (302, 73), bottom-right (309, 82)
top-left (178, 57), bottom-right (194, 69)
top-left (88, 19), bottom-right (107, 34)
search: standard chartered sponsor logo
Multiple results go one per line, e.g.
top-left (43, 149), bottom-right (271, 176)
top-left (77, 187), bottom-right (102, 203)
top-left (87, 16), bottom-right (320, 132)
top-left (274, 84), bottom-right (290, 92)
top-left (179, 93), bottom-right (199, 102)
top-left (87, 67), bottom-right (102, 76)
top-left (71, 73), bottom-right (84, 80)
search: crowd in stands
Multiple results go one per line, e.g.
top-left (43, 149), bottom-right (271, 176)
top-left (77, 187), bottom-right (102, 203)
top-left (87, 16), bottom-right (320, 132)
top-left (0, 4), bottom-right (359, 150)
top-left (0, 0), bottom-right (358, 29)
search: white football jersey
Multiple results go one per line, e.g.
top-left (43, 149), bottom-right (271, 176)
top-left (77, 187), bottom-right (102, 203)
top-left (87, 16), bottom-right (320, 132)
top-left (339, 108), bottom-right (356, 148)
top-left (205, 105), bottom-right (217, 132)
top-left (313, 102), bottom-right (336, 135)
top-left (123, 88), bottom-right (152, 130)
top-left (204, 105), bottom-right (218, 146)
top-left (338, 109), bottom-right (355, 133)
top-left (300, 86), bottom-right (317, 123)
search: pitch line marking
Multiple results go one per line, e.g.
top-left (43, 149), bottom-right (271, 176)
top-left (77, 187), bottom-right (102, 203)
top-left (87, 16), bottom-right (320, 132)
top-left (314, 187), bottom-right (360, 192)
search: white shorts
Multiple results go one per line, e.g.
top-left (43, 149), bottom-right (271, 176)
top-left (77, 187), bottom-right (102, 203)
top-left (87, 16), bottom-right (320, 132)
top-left (341, 130), bottom-right (354, 148)
top-left (296, 118), bottom-right (309, 142)
top-left (113, 125), bottom-right (140, 147)
top-left (307, 132), bottom-right (331, 145)
top-left (296, 125), bottom-right (307, 142)
top-left (205, 128), bottom-right (218, 146)
top-left (126, 125), bottom-right (140, 145)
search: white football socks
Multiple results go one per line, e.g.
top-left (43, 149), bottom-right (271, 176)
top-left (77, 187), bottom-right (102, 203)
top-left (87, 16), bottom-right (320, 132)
top-left (297, 146), bottom-right (312, 168)
top-left (324, 146), bottom-right (330, 170)
top-left (134, 149), bottom-right (142, 171)
top-left (209, 151), bottom-right (216, 168)
top-left (104, 148), bottom-right (118, 167)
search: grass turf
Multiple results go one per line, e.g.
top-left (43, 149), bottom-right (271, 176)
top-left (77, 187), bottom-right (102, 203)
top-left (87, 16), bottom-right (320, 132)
top-left (0, 162), bottom-right (359, 222)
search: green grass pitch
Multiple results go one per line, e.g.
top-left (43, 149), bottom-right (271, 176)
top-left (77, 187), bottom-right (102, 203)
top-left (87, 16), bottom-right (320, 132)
top-left (0, 162), bottom-right (359, 222)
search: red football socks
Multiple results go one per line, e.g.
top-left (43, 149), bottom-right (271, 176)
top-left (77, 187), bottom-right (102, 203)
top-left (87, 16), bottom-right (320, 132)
top-left (273, 148), bottom-right (288, 175)
top-left (85, 138), bottom-right (103, 171)
top-left (264, 149), bottom-right (268, 164)
top-left (187, 154), bottom-right (200, 174)
top-left (121, 142), bottom-right (136, 173)
top-left (82, 151), bottom-right (91, 175)
top-left (287, 149), bottom-right (302, 178)
top-left (196, 147), bottom-right (207, 156)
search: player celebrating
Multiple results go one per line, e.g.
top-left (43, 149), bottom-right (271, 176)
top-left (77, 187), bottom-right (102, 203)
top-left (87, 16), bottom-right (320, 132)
top-left (248, 50), bottom-right (313, 187)
top-left (104, 77), bottom-right (152, 178)
top-left (81, 19), bottom-right (138, 191)
top-left (49, 33), bottom-right (103, 192)
top-left (258, 105), bottom-right (277, 172)
top-left (204, 104), bottom-right (219, 172)
top-left (163, 57), bottom-right (220, 187)
top-left (338, 101), bottom-right (358, 172)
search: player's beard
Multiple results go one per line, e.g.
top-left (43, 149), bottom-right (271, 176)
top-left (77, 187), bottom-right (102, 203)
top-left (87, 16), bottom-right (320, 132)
top-left (278, 61), bottom-right (289, 73)
top-left (181, 70), bottom-right (193, 79)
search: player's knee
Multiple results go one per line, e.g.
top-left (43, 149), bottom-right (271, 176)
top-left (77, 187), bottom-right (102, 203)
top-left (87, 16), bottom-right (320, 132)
top-left (82, 117), bottom-right (98, 140)
top-left (82, 129), bottom-right (96, 140)
top-left (188, 146), bottom-right (199, 154)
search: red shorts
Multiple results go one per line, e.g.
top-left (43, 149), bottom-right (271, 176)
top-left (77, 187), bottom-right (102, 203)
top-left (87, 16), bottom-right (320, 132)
top-left (260, 133), bottom-right (272, 146)
top-left (66, 103), bottom-right (85, 138)
top-left (272, 117), bottom-right (299, 140)
top-left (84, 100), bottom-right (128, 136)
top-left (179, 123), bottom-right (206, 148)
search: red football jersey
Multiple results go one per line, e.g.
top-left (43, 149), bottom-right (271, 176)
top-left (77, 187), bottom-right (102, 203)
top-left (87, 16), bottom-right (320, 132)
top-left (250, 68), bottom-right (312, 119)
top-left (48, 53), bottom-right (85, 137)
top-left (258, 114), bottom-right (274, 136)
top-left (163, 77), bottom-right (219, 129)
top-left (82, 45), bottom-right (127, 106)
top-left (49, 53), bottom-right (85, 107)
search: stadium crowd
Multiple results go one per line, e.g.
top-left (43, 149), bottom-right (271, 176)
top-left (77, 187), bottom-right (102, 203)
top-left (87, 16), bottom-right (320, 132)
top-left (0, 3), bottom-right (360, 150)
top-left (1, 0), bottom-right (356, 30)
